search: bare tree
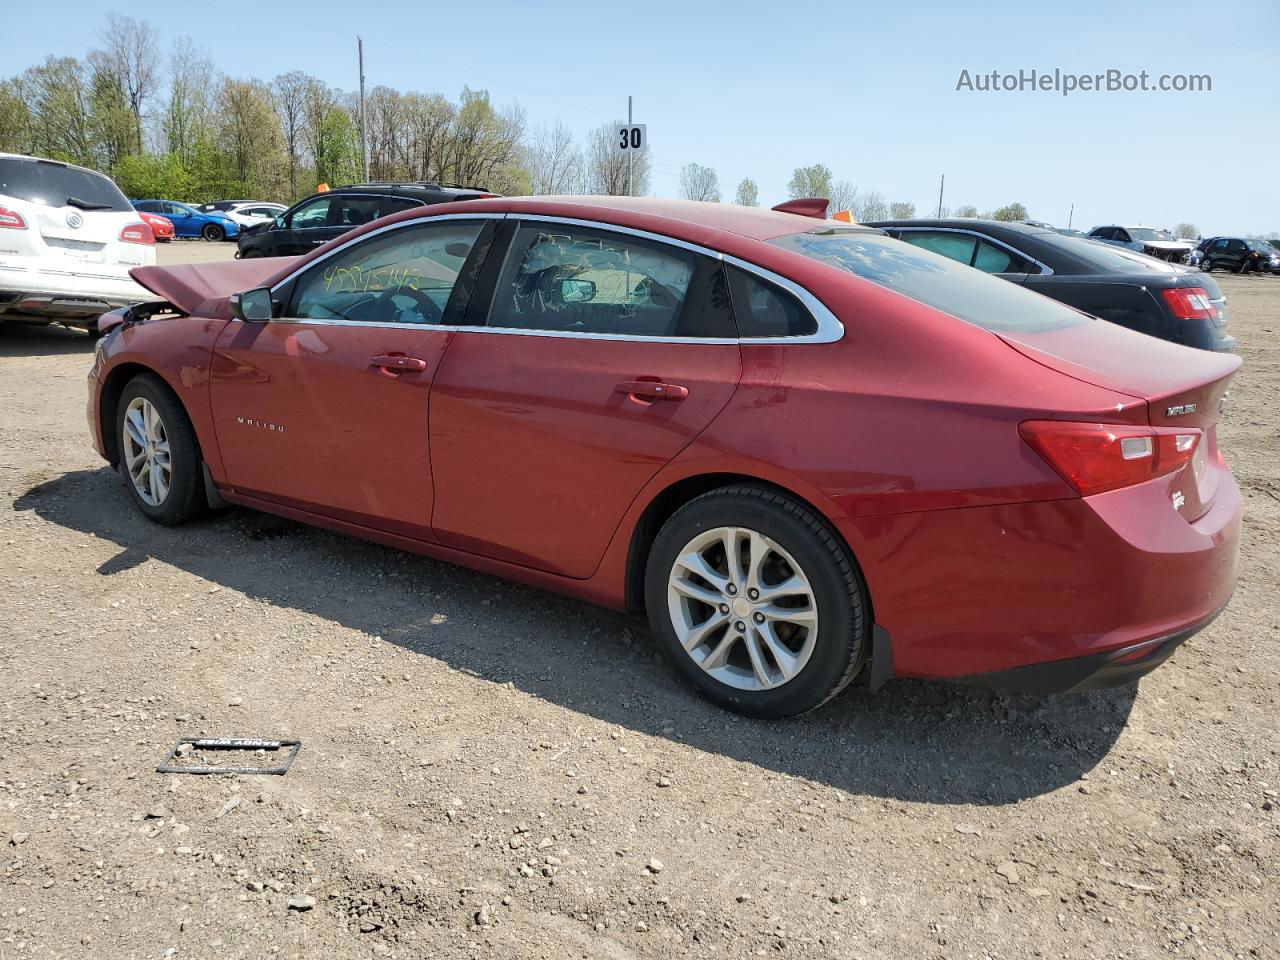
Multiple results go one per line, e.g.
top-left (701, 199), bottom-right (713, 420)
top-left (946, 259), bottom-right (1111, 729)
top-left (679, 162), bottom-right (720, 202)
top-left (98, 14), bottom-right (158, 152)
top-left (851, 190), bottom-right (888, 222)
top-left (586, 121), bottom-right (650, 195)
top-left (734, 178), bottom-right (758, 206)
top-left (161, 38), bottom-right (213, 165)
top-left (271, 71), bottom-right (311, 199)
top-left (1175, 222), bottom-right (1199, 239)
top-left (526, 120), bottom-right (583, 194)
top-left (828, 180), bottom-right (858, 215)
top-left (889, 201), bottom-right (916, 219)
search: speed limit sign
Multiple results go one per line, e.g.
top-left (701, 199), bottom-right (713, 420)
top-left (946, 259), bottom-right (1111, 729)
top-left (614, 124), bottom-right (647, 154)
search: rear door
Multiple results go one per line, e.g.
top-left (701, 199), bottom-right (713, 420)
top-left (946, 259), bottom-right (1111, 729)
top-left (209, 215), bottom-right (495, 539)
top-left (428, 218), bottom-right (742, 578)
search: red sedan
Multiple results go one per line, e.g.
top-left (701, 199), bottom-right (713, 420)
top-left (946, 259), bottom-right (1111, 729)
top-left (87, 197), bottom-right (1241, 717)
top-left (137, 210), bottom-right (174, 242)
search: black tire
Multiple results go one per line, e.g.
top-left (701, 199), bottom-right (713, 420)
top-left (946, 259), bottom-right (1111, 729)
top-left (644, 485), bottom-right (868, 718)
top-left (1199, 258), bottom-right (1212, 272)
top-left (202, 223), bottom-right (225, 242)
top-left (239, 247), bottom-right (263, 258)
top-left (115, 373), bottom-right (205, 525)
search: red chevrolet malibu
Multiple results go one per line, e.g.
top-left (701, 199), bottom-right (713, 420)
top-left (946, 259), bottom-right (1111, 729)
top-left (87, 196), bottom-right (1241, 717)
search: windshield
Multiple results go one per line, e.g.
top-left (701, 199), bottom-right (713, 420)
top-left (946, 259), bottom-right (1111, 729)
top-left (769, 230), bottom-right (1087, 333)
top-left (1247, 239), bottom-right (1277, 252)
top-left (1128, 227), bottom-right (1175, 242)
top-left (0, 157), bottom-right (131, 212)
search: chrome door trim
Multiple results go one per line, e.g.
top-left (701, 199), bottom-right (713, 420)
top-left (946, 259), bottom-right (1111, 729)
top-left (264, 211), bottom-right (844, 344)
top-left (888, 225), bottom-right (1055, 276)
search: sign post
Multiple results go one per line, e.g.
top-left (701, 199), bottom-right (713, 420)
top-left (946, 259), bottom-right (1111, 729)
top-left (613, 97), bottom-right (647, 196)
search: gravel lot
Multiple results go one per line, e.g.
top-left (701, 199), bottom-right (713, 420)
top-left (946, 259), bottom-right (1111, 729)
top-left (1, 242), bottom-right (1277, 960)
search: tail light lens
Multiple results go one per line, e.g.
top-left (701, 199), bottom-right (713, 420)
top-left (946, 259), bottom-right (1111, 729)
top-left (1161, 286), bottom-right (1215, 320)
top-left (119, 222), bottom-right (155, 245)
top-left (1019, 421), bottom-right (1201, 496)
top-left (0, 206), bottom-right (28, 229)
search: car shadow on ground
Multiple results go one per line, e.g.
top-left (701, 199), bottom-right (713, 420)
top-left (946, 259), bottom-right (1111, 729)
top-left (0, 322), bottom-right (96, 357)
top-left (15, 468), bottom-right (1136, 807)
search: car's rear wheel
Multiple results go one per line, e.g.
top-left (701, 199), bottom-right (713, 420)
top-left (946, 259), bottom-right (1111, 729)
top-left (202, 223), bottom-right (225, 242)
top-left (117, 374), bottom-right (205, 525)
top-left (1199, 258), bottom-right (1212, 272)
top-left (239, 248), bottom-right (263, 258)
top-left (644, 485), bottom-right (868, 718)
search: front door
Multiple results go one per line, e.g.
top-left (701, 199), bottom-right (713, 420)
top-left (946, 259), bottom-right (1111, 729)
top-left (429, 219), bottom-right (742, 578)
top-left (209, 215), bottom-right (493, 539)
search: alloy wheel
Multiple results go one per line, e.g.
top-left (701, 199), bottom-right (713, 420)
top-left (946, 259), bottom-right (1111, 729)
top-left (666, 526), bottom-right (819, 691)
top-left (122, 396), bottom-right (172, 507)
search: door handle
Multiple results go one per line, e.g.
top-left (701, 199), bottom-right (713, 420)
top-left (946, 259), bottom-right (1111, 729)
top-left (615, 380), bottom-right (689, 401)
top-left (371, 354), bottom-right (428, 377)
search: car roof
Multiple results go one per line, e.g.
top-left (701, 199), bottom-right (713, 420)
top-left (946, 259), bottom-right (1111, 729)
top-left (867, 218), bottom-right (1059, 239)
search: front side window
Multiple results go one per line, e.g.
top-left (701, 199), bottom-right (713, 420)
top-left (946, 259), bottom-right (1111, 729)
top-left (287, 220), bottom-right (486, 325)
top-left (770, 229), bottom-right (1086, 334)
top-left (290, 197), bottom-right (332, 229)
top-left (900, 231), bottom-right (977, 265)
top-left (487, 223), bottom-right (731, 338)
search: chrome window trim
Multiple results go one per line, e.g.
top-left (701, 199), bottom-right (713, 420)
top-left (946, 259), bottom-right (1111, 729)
top-left (888, 226), bottom-right (1055, 276)
top-left (264, 211), bottom-right (843, 344)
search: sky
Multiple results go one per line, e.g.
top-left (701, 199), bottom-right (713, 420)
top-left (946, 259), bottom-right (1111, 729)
top-left (7, 0), bottom-right (1278, 235)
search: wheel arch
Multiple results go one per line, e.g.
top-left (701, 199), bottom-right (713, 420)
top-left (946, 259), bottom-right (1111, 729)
top-left (622, 469), bottom-right (872, 623)
top-left (99, 363), bottom-right (207, 471)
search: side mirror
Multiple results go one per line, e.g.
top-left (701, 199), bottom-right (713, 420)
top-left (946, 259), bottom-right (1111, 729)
top-left (561, 278), bottom-right (596, 303)
top-left (273, 216), bottom-right (286, 230)
top-left (231, 287), bottom-right (274, 322)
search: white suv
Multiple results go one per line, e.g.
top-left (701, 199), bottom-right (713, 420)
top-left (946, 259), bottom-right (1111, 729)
top-left (0, 153), bottom-right (155, 333)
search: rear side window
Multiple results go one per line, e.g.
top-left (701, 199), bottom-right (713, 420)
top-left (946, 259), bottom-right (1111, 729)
top-left (900, 231), bottom-right (977, 264)
top-left (487, 223), bottom-right (733, 338)
top-left (973, 240), bottom-right (1033, 274)
top-left (0, 157), bottom-right (131, 212)
top-left (770, 230), bottom-right (1086, 334)
top-left (727, 266), bottom-right (817, 337)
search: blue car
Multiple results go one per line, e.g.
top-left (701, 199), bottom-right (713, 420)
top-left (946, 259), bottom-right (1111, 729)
top-left (132, 200), bottom-right (239, 241)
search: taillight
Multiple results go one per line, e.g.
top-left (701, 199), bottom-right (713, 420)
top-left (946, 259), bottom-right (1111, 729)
top-left (0, 206), bottom-right (27, 229)
top-left (1019, 421), bottom-right (1201, 496)
top-left (120, 222), bottom-right (155, 245)
top-left (1161, 286), bottom-right (1215, 320)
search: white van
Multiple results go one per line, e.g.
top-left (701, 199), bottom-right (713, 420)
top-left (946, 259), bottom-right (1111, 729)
top-left (0, 153), bottom-right (155, 333)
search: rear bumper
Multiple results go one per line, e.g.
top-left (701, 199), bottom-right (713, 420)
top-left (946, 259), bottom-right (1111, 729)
top-left (952, 604), bottom-right (1225, 692)
top-left (841, 469), bottom-right (1241, 683)
top-left (0, 257), bottom-right (150, 321)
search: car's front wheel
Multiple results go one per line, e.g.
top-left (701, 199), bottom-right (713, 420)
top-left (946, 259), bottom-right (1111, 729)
top-left (1199, 258), bottom-right (1213, 272)
top-left (116, 374), bottom-right (205, 525)
top-left (644, 486), bottom-right (868, 718)
top-left (202, 223), bottom-right (225, 242)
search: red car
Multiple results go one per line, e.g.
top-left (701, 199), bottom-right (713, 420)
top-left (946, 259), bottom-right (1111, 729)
top-left (137, 210), bottom-right (174, 242)
top-left (87, 196), bottom-right (1241, 717)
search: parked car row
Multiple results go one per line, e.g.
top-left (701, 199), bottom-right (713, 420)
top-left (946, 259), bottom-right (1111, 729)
top-left (1086, 225), bottom-right (1196, 263)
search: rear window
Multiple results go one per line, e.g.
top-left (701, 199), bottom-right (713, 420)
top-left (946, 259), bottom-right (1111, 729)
top-left (0, 157), bottom-right (131, 212)
top-left (769, 230), bottom-right (1086, 334)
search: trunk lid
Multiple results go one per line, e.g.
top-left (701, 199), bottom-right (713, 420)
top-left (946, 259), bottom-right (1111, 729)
top-left (1000, 319), bottom-right (1241, 520)
top-left (130, 257), bottom-right (294, 317)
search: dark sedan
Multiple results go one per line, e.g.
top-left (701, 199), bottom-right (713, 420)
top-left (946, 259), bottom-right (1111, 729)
top-left (867, 219), bottom-right (1234, 352)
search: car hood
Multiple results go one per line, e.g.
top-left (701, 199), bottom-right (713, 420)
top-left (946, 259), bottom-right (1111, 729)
top-left (130, 258), bottom-right (293, 317)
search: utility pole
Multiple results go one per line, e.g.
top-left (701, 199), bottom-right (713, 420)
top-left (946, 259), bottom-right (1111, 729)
top-left (936, 174), bottom-right (945, 217)
top-left (1068, 203), bottom-right (1074, 229)
top-left (358, 37), bottom-right (369, 182)
top-left (626, 95), bottom-right (634, 197)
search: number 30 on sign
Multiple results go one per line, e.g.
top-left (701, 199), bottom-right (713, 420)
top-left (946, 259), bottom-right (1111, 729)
top-left (614, 124), bottom-right (647, 153)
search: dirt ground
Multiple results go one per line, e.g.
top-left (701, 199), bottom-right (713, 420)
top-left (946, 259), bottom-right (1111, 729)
top-left (1, 241), bottom-right (1277, 960)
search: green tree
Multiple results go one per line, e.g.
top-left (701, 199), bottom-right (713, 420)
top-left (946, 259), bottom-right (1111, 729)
top-left (954, 204), bottom-right (979, 218)
top-left (734, 178), bottom-right (758, 206)
top-left (787, 164), bottom-right (832, 200)
top-left (991, 202), bottom-right (1029, 221)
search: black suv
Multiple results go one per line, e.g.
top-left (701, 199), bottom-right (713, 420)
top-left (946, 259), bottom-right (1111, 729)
top-left (236, 182), bottom-right (493, 258)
